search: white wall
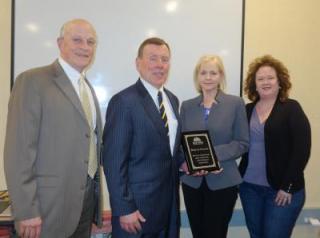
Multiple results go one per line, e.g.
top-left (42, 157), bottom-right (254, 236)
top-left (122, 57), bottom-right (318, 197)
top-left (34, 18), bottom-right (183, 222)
top-left (244, 0), bottom-right (320, 207)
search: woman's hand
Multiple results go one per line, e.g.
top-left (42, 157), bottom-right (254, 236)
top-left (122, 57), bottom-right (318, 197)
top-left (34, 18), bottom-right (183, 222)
top-left (275, 189), bottom-right (292, 206)
top-left (210, 167), bottom-right (223, 174)
top-left (180, 162), bottom-right (190, 174)
top-left (180, 162), bottom-right (223, 176)
top-left (180, 162), bottom-right (208, 176)
top-left (192, 170), bottom-right (208, 176)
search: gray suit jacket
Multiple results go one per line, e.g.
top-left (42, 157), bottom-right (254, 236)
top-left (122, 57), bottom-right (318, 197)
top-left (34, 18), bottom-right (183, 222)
top-left (4, 60), bottom-right (103, 238)
top-left (180, 92), bottom-right (249, 190)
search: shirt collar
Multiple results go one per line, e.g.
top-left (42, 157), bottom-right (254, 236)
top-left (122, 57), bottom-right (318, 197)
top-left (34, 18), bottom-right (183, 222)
top-left (140, 77), bottom-right (164, 99)
top-left (58, 57), bottom-right (83, 81)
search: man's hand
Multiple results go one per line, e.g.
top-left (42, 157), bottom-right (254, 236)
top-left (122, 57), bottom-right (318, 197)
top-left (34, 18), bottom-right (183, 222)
top-left (119, 210), bottom-right (146, 234)
top-left (19, 216), bottom-right (42, 238)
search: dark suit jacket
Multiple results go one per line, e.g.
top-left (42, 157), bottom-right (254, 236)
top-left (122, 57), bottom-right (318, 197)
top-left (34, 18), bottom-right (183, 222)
top-left (103, 79), bottom-right (182, 237)
top-left (239, 98), bottom-right (311, 193)
top-left (4, 60), bottom-right (103, 237)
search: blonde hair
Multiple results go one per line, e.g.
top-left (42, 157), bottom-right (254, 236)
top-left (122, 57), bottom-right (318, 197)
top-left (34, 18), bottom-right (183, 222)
top-left (193, 55), bottom-right (226, 93)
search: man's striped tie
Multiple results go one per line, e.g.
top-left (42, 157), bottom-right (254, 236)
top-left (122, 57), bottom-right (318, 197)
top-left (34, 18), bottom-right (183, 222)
top-left (158, 91), bottom-right (169, 135)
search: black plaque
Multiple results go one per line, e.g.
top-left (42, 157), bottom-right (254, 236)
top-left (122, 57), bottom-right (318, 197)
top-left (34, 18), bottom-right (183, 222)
top-left (181, 130), bottom-right (220, 173)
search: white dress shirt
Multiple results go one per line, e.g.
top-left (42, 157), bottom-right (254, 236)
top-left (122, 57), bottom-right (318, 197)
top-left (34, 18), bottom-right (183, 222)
top-left (58, 57), bottom-right (96, 128)
top-left (140, 78), bottom-right (178, 155)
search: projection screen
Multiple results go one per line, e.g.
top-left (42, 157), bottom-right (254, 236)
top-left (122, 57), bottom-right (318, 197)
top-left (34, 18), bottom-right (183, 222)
top-left (13, 0), bottom-right (244, 209)
top-left (14, 0), bottom-right (244, 120)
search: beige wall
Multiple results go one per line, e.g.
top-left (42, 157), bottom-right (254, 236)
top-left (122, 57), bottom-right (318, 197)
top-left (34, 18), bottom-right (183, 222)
top-left (244, 0), bottom-right (320, 207)
top-left (0, 0), bottom-right (319, 208)
top-left (0, 0), bottom-right (11, 189)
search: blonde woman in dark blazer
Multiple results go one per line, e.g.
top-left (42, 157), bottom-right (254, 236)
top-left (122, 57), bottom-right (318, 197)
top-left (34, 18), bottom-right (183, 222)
top-left (180, 55), bottom-right (249, 238)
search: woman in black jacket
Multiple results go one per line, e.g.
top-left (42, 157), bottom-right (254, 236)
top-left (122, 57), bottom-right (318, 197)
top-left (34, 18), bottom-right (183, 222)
top-left (239, 55), bottom-right (311, 238)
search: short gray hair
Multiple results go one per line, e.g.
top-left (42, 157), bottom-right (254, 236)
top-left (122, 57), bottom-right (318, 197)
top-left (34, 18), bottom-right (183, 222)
top-left (58, 19), bottom-right (97, 39)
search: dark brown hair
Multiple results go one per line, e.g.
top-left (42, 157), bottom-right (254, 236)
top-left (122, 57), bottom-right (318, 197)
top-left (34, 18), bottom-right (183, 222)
top-left (137, 37), bottom-right (170, 58)
top-left (244, 55), bottom-right (292, 101)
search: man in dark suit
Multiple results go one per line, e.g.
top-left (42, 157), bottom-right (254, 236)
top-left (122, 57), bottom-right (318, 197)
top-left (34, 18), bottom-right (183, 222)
top-left (103, 37), bottom-right (182, 238)
top-left (4, 19), bottom-right (103, 238)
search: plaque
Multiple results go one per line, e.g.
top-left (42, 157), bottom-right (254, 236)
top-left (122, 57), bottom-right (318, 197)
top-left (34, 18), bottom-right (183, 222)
top-left (181, 130), bottom-right (220, 173)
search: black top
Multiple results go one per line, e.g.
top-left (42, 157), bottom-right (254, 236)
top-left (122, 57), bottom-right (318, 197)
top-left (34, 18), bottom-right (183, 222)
top-left (239, 98), bottom-right (311, 193)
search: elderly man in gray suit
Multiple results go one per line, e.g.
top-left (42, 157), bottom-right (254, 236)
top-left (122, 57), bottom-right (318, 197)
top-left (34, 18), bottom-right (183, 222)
top-left (4, 19), bottom-right (102, 238)
top-left (103, 37), bottom-right (183, 238)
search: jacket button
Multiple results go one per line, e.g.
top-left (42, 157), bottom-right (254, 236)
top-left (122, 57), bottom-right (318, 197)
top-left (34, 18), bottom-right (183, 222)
top-left (85, 133), bottom-right (90, 138)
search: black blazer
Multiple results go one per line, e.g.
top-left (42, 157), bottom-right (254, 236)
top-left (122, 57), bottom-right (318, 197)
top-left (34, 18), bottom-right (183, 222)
top-left (239, 98), bottom-right (311, 193)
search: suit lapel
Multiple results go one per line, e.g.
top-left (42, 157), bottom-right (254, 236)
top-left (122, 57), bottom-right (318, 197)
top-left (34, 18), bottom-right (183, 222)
top-left (164, 88), bottom-right (181, 156)
top-left (135, 80), bottom-right (169, 139)
top-left (190, 95), bottom-right (206, 129)
top-left (164, 88), bottom-right (179, 120)
top-left (86, 79), bottom-right (103, 162)
top-left (52, 60), bottom-right (103, 157)
top-left (82, 75), bottom-right (103, 227)
top-left (51, 60), bottom-right (87, 123)
top-left (49, 61), bottom-right (103, 226)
